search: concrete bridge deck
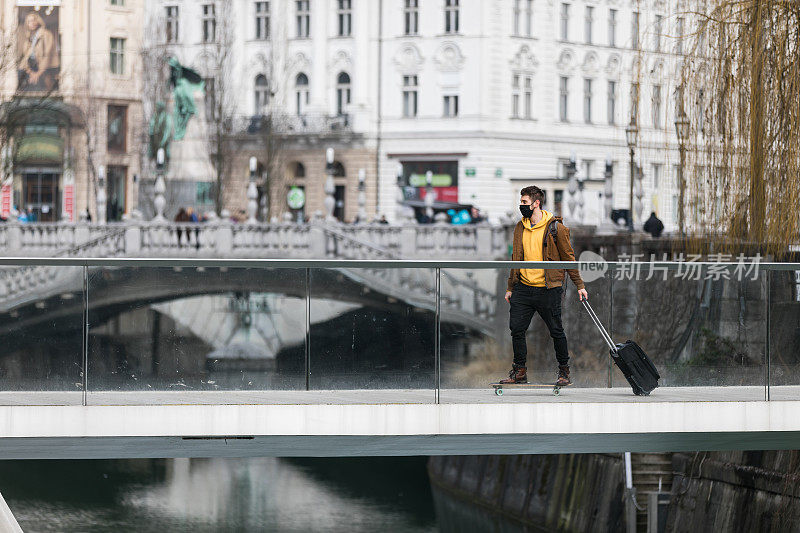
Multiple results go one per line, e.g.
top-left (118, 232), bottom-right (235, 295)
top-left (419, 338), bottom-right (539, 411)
top-left (0, 387), bottom-right (797, 459)
top-left (0, 385), bottom-right (796, 405)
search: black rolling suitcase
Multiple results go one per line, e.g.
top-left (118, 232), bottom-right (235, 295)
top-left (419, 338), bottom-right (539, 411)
top-left (581, 300), bottom-right (660, 396)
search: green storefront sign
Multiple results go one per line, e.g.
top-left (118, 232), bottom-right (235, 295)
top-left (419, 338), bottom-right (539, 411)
top-left (408, 173), bottom-right (453, 187)
top-left (16, 134), bottom-right (63, 164)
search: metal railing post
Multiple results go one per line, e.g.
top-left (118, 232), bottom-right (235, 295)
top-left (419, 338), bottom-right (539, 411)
top-left (82, 264), bottom-right (89, 406)
top-left (608, 270), bottom-right (614, 388)
top-left (435, 267), bottom-right (441, 404)
top-left (305, 267), bottom-right (311, 391)
top-left (766, 269), bottom-right (771, 401)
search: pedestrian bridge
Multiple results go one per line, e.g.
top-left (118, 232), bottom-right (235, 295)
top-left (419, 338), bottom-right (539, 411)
top-left (1, 388), bottom-right (799, 459)
top-left (0, 258), bottom-right (798, 458)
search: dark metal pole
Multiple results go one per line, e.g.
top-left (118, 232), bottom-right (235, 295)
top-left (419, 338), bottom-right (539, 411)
top-left (766, 269), bottom-right (771, 401)
top-left (305, 268), bottom-right (311, 391)
top-left (678, 143), bottom-right (686, 237)
top-left (628, 147), bottom-right (635, 232)
top-left (82, 265), bottom-right (89, 406)
top-left (435, 267), bottom-right (441, 404)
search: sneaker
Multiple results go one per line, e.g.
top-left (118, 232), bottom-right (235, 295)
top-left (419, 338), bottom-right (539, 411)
top-left (556, 365), bottom-right (571, 386)
top-left (499, 365), bottom-right (528, 384)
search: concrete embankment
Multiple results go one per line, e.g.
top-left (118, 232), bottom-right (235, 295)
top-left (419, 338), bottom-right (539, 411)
top-left (428, 454), bottom-right (625, 532)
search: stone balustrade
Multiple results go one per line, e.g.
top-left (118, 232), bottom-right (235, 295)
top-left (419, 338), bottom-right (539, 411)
top-left (0, 220), bottom-right (513, 260)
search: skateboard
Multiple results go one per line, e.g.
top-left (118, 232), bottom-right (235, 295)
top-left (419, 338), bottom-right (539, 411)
top-left (490, 382), bottom-right (572, 396)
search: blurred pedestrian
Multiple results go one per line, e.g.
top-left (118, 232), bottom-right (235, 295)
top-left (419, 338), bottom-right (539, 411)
top-left (174, 207), bottom-right (189, 246)
top-left (643, 212), bottom-right (664, 238)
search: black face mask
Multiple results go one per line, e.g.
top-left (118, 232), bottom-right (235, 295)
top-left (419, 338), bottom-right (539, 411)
top-left (519, 204), bottom-right (534, 218)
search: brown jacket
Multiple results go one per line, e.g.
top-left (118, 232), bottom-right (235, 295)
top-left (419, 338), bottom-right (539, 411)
top-left (506, 216), bottom-right (585, 292)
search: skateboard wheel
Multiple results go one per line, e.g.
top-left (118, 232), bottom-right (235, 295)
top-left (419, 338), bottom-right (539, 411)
top-left (553, 388), bottom-right (560, 395)
top-left (495, 388), bottom-right (503, 396)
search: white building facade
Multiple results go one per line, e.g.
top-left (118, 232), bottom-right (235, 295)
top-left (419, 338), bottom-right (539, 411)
top-left (146, 0), bottom-right (687, 228)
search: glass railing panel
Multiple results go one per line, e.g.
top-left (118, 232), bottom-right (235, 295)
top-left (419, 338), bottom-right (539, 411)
top-left (767, 268), bottom-right (799, 401)
top-left (0, 265), bottom-right (85, 404)
top-left (616, 263), bottom-right (766, 400)
top-left (86, 266), bottom-right (306, 404)
top-left (438, 266), bottom-right (613, 402)
top-left (308, 267), bottom-right (436, 402)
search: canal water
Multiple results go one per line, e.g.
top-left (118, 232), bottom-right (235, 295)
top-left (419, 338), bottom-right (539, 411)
top-left (0, 457), bottom-right (438, 532)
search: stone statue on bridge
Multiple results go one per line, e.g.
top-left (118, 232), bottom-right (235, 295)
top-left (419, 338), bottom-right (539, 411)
top-left (148, 57), bottom-right (205, 162)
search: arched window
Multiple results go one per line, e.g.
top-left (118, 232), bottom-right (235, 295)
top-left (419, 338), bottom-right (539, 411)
top-left (336, 72), bottom-right (351, 115)
top-left (331, 161), bottom-right (346, 177)
top-left (254, 74), bottom-right (269, 114)
top-left (295, 73), bottom-right (309, 115)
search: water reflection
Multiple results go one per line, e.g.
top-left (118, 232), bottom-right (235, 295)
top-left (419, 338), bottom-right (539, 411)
top-left (0, 457), bottom-right (436, 532)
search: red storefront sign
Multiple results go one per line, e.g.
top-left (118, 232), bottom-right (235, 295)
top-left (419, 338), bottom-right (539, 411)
top-left (63, 184), bottom-right (74, 221)
top-left (418, 186), bottom-right (459, 204)
top-left (1, 184), bottom-right (10, 219)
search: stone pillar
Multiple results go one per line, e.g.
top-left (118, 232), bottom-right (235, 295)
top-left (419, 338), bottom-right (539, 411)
top-left (124, 222), bottom-right (141, 255)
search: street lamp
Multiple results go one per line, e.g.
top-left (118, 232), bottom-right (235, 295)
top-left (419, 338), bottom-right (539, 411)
top-left (97, 165), bottom-right (107, 224)
top-left (675, 113), bottom-right (690, 237)
top-left (324, 147), bottom-right (336, 222)
top-left (603, 156), bottom-right (614, 225)
top-left (566, 152), bottom-right (578, 220)
top-left (153, 148), bottom-right (166, 221)
top-left (357, 168), bottom-right (366, 223)
top-left (395, 161), bottom-right (406, 223)
top-left (424, 170), bottom-right (435, 222)
top-left (247, 156), bottom-right (258, 223)
top-left (625, 120), bottom-right (639, 231)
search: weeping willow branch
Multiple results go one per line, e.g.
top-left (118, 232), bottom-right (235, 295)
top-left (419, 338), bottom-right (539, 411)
top-left (680, 0), bottom-right (800, 257)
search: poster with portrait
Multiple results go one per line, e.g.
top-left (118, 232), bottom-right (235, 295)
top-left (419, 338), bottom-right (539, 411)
top-left (16, 1), bottom-right (60, 92)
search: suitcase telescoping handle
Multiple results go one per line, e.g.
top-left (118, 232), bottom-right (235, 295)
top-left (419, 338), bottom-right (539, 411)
top-left (581, 299), bottom-right (617, 353)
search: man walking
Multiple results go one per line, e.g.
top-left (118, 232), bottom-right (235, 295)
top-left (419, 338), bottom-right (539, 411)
top-left (501, 186), bottom-right (588, 386)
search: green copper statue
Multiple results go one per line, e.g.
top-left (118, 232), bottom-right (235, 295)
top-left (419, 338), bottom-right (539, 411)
top-left (148, 57), bottom-right (205, 161)
top-left (169, 57), bottom-right (204, 141)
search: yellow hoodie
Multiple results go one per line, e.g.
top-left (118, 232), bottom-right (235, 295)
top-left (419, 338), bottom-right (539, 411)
top-left (519, 210), bottom-right (553, 287)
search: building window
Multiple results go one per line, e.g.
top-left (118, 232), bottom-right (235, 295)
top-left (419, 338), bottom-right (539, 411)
top-left (255, 1), bottom-right (270, 40)
top-left (559, 76), bottom-right (568, 122)
top-left (632, 11), bottom-right (640, 49)
top-left (654, 14), bottom-right (663, 52)
top-left (445, 0), bottom-right (459, 34)
top-left (110, 38), bottom-right (125, 74)
top-left (584, 6), bottom-right (593, 44)
top-left (443, 95), bottom-right (459, 117)
top-left (523, 76), bottom-right (532, 118)
top-left (608, 9), bottom-right (617, 47)
top-left (582, 160), bottom-right (593, 180)
top-left (110, 0), bottom-right (124, 5)
top-left (107, 105), bottom-right (127, 152)
top-left (336, 72), bottom-right (351, 115)
top-left (560, 3), bottom-right (569, 41)
top-left (652, 85), bottom-right (662, 128)
top-left (296, 0), bottom-right (310, 38)
top-left (630, 82), bottom-right (640, 124)
top-left (512, 74), bottom-right (533, 119)
top-left (404, 0), bottom-right (419, 35)
top-left (514, 0), bottom-right (533, 36)
top-left (583, 78), bottom-right (592, 123)
top-left (295, 73), bottom-right (309, 114)
top-left (402, 75), bottom-right (418, 117)
top-left (607, 80), bottom-right (616, 125)
top-left (337, 0), bottom-right (352, 37)
top-left (165, 6), bottom-right (179, 43)
top-left (202, 4), bottom-right (216, 42)
top-left (676, 17), bottom-right (684, 54)
top-left (652, 163), bottom-right (662, 190)
top-left (255, 74), bottom-right (269, 113)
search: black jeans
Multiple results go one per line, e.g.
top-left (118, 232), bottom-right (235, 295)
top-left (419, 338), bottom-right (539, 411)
top-left (509, 283), bottom-right (569, 367)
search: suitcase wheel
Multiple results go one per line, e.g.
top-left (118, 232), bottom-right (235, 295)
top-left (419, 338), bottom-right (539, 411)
top-left (633, 389), bottom-right (650, 396)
